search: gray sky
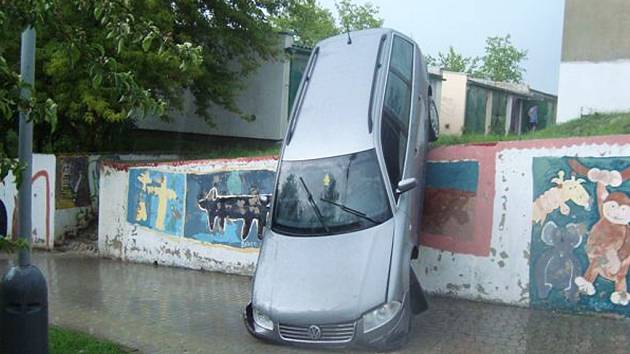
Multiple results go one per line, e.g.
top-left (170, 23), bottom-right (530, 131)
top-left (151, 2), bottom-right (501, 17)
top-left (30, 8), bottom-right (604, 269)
top-left (318, 0), bottom-right (565, 94)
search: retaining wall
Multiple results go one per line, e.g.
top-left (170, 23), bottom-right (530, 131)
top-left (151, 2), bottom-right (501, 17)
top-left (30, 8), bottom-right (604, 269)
top-left (55, 154), bottom-right (178, 243)
top-left (0, 154), bottom-right (56, 249)
top-left (417, 135), bottom-right (630, 318)
top-left (98, 135), bottom-right (630, 318)
top-left (98, 156), bottom-right (277, 274)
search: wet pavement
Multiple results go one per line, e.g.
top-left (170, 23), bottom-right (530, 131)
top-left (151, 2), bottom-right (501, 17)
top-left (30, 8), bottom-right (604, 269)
top-left (1, 252), bottom-right (630, 354)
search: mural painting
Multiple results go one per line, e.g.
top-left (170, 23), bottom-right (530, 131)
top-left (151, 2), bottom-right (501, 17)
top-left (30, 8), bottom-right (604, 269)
top-left (127, 169), bottom-right (185, 236)
top-left (0, 163), bottom-right (54, 249)
top-left (184, 170), bottom-right (274, 248)
top-left (56, 156), bottom-right (91, 209)
top-left (422, 161), bottom-right (479, 240)
top-left (531, 156), bottom-right (630, 314)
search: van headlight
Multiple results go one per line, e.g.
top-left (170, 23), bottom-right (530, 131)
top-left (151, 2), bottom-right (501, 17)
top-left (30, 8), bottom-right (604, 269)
top-left (362, 301), bottom-right (402, 333)
top-left (253, 308), bottom-right (274, 331)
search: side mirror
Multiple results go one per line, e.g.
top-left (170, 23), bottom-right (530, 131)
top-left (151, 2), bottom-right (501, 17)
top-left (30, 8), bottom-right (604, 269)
top-left (396, 178), bottom-right (417, 195)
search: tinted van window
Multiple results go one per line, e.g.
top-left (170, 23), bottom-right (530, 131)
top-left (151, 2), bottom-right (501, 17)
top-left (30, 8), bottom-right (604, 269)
top-left (381, 36), bottom-right (414, 196)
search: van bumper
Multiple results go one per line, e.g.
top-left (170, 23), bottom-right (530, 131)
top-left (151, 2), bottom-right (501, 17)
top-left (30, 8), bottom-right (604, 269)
top-left (243, 295), bottom-right (411, 350)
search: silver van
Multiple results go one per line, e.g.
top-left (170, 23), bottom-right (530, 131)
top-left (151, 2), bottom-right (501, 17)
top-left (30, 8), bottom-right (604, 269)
top-left (244, 28), bottom-right (439, 350)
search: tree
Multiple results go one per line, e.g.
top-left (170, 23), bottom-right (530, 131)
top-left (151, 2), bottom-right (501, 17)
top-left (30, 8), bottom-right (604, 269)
top-left (0, 0), bottom-right (283, 153)
top-left (477, 35), bottom-right (527, 83)
top-left (271, 0), bottom-right (383, 47)
top-left (0, 0), bottom-right (283, 250)
top-left (434, 46), bottom-right (480, 75)
top-left (336, 0), bottom-right (383, 32)
top-left (270, 0), bottom-right (338, 47)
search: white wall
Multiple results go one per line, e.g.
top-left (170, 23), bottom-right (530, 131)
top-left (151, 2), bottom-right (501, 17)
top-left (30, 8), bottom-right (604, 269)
top-left (557, 60), bottom-right (630, 123)
top-left (414, 137), bottom-right (630, 307)
top-left (55, 154), bottom-right (180, 242)
top-left (0, 154), bottom-right (56, 250)
top-left (98, 157), bottom-right (277, 275)
top-left (439, 71), bottom-right (468, 135)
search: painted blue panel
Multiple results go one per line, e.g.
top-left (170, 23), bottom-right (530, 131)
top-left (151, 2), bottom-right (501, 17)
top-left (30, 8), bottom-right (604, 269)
top-left (184, 170), bottom-right (275, 248)
top-left (425, 161), bottom-right (479, 192)
top-left (127, 169), bottom-right (185, 236)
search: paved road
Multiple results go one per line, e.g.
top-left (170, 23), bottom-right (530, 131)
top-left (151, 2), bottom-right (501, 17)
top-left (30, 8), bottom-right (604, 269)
top-left (1, 252), bottom-right (630, 354)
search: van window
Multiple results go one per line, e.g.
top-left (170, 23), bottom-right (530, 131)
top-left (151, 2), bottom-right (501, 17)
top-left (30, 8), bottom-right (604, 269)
top-left (381, 36), bottom-right (414, 197)
top-left (272, 149), bottom-right (392, 236)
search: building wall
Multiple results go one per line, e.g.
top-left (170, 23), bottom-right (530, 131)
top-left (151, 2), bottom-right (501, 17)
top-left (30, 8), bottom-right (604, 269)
top-left (0, 154), bottom-right (56, 250)
top-left (439, 71), bottom-right (468, 135)
top-left (98, 157), bottom-right (278, 275)
top-left (557, 0), bottom-right (630, 122)
top-left (135, 35), bottom-right (293, 140)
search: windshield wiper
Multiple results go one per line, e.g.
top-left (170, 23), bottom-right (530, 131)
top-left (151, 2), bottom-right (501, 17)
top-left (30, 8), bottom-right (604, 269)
top-left (299, 177), bottom-right (330, 233)
top-left (319, 198), bottom-right (378, 225)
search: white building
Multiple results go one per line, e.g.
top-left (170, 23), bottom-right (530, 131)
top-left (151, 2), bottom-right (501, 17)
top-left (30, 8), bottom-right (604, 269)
top-left (556, 0), bottom-right (630, 123)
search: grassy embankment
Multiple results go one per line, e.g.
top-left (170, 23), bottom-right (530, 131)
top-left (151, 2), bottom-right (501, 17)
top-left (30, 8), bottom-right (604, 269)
top-left (435, 112), bottom-right (630, 146)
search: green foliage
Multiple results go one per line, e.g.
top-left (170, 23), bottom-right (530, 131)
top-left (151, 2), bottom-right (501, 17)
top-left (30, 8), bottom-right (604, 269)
top-left (477, 35), bottom-right (527, 83)
top-left (272, 0), bottom-right (382, 47)
top-left (336, 0), bottom-right (383, 32)
top-left (434, 46), bottom-right (480, 74)
top-left (0, 0), bottom-right (282, 156)
top-left (427, 35), bottom-right (527, 84)
top-left (271, 0), bottom-right (338, 47)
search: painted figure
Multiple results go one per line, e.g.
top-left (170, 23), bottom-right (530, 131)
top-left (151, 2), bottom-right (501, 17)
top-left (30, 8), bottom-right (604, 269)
top-left (534, 221), bottom-right (585, 303)
top-left (532, 170), bottom-right (590, 224)
top-left (146, 176), bottom-right (177, 231)
top-left (574, 166), bottom-right (630, 305)
top-left (198, 187), bottom-right (269, 239)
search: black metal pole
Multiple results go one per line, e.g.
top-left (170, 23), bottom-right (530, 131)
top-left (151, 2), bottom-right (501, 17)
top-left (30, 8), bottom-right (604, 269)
top-left (17, 27), bottom-right (35, 266)
top-left (0, 27), bottom-right (49, 354)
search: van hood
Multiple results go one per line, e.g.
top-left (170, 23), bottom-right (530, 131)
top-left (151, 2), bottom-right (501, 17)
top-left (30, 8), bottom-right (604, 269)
top-left (252, 219), bottom-right (394, 325)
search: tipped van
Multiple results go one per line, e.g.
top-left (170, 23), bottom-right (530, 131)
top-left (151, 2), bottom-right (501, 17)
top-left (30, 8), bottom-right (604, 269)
top-left (244, 28), bottom-right (439, 350)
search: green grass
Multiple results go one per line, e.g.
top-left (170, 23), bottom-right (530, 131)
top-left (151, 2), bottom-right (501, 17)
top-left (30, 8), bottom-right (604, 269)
top-left (50, 326), bottom-right (131, 354)
top-left (435, 112), bottom-right (630, 146)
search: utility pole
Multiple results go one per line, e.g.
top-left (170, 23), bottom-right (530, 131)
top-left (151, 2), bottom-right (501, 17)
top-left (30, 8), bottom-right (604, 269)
top-left (0, 27), bottom-right (49, 354)
top-left (17, 27), bottom-right (35, 267)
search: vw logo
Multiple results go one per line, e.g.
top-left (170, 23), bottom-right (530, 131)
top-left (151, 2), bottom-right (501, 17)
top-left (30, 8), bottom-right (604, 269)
top-left (308, 325), bottom-right (322, 340)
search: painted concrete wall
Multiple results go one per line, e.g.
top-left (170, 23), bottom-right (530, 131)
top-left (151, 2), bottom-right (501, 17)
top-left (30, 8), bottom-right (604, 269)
top-left (557, 0), bottom-right (630, 123)
top-left (557, 61), bottom-right (630, 122)
top-left (414, 135), bottom-right (630, 318)
top-left (98, 136), bottom-right (630, 318)
top-left (0, 154), bottom-right (56, 250)
top-left (55, 154), bottom-right (179, 243)
top-left (135, 35), bottom-right (293, 140)
top-left (439, 71), bottom-right (467, 135)
top-left (98, 157), bottom-right (278, 275)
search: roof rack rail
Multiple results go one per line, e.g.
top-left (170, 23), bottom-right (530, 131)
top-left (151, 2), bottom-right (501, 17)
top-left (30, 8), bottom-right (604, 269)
top-left (286, 46), bottom-right (320, 145)
top-left (368, 34), bottom-right (387, 133)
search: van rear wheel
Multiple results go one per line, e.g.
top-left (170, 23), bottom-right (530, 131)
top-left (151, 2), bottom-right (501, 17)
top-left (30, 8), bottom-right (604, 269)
top-left (428, 99), bottom-right (439, 142)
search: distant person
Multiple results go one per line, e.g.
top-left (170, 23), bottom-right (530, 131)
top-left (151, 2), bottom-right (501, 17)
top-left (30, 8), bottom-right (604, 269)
top-left (528, 105), bottom-right (539, 131)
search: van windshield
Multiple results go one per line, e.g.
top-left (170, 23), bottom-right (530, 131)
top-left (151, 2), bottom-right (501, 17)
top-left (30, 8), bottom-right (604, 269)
top-left (272, 149), bottom-right (392, 236)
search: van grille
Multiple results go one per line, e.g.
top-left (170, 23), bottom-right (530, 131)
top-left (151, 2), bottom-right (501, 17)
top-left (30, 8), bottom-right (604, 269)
top-left (278, 322), bottom-right (356, 343)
